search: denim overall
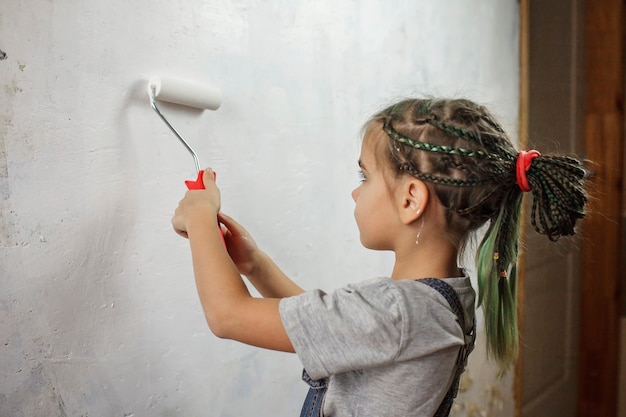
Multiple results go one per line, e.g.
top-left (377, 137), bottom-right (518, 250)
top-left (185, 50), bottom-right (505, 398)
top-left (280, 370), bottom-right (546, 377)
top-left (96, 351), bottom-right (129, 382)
top-left (297, 278), bottom-right (475, 417)
top-left (299, 369), bottom-right (328, 417)
top-left (419, 278), bottom-right (476, 417)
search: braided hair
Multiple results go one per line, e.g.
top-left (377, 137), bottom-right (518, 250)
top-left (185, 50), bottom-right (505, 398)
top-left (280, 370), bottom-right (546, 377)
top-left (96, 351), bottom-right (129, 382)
top-left (366, 98), bottom-right (587, 370)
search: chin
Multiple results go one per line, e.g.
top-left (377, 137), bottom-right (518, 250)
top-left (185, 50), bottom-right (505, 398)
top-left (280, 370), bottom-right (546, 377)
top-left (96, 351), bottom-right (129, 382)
top-left (360, 238), bottom-right (388, 251)
top-left (359, 237), bottom-right (373, 249)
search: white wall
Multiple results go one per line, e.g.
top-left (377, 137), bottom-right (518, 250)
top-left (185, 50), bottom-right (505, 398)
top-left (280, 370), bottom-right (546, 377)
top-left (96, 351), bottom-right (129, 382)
top-left (0, 1), bottom-right (519, 416)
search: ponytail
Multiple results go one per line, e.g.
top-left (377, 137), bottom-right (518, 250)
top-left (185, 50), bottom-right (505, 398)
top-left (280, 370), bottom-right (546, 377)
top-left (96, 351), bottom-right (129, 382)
top-left (476, 152), bottom-right (586, 371)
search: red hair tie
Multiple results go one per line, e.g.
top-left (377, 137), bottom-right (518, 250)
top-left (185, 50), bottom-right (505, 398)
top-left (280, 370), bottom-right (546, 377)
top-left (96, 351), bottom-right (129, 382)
top-left (516, 150), bottom-right (540, 192)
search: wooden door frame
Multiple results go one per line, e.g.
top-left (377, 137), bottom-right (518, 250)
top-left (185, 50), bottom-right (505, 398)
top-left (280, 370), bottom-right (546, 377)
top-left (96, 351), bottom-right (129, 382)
top-left (517, 0), bottom-right (625, 415)
top-left (579, 0), bottom-right (624, 415)
top-left (515, 1), bottom-right (529, 414)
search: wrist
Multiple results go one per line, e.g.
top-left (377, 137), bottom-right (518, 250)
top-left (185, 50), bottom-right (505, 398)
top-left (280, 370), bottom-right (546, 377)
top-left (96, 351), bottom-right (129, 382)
top-left (245, 250), bottom-right (268, 279)
top-left (185, 208), bottom-right (219, 236)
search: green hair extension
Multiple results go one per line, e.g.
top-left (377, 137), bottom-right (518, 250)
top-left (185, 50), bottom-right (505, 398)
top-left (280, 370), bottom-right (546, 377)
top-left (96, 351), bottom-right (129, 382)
top-left (476, 190), bottom-right (522, 372)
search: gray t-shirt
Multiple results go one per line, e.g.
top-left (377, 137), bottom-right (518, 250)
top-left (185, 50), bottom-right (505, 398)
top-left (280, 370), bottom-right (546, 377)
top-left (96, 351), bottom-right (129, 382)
top-left (279, 276), bottom-right (475, 417)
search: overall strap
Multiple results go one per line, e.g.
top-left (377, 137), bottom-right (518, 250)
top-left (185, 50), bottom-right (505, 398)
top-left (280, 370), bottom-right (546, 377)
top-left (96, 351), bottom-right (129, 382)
top-left (417, 278), bottom-right (476, 417)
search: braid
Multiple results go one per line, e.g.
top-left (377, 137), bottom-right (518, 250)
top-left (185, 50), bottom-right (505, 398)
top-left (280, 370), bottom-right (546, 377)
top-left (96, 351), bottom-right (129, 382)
top-left (426, 118), bottom-right (486, 147)
top-left (526, 156), bottom-right (587, 240)
top-left (398, 164), bottom-right (493, 187)
top-left (426, 117), bottom-right (512, 156)
top-left (366, 97), bottom-right (588, 372)
top-left (383, 119), bottom-right (501, 161)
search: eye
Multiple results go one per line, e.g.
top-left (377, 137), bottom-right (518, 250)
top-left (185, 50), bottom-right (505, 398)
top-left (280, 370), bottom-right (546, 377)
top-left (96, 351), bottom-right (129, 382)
top-left (358, 169), bottom-right (367, 182)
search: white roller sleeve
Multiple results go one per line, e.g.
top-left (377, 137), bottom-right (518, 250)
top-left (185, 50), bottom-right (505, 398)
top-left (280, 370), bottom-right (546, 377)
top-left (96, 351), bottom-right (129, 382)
top-left (148, 76), bottom-right (222, 110)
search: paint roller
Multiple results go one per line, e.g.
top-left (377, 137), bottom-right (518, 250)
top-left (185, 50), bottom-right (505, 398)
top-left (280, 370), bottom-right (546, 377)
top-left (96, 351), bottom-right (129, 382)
top-left (147, 76), bottom-right (225, 244)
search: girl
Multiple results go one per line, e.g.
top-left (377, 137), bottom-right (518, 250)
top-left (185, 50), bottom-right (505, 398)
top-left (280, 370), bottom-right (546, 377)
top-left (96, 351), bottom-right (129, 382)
top-left (172, 98), bottom-right (587, 416)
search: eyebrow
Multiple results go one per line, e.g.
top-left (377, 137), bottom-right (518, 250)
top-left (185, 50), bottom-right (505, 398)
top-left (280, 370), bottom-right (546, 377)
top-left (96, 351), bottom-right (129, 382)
top-left (358, 159), bottom-right (372, 174)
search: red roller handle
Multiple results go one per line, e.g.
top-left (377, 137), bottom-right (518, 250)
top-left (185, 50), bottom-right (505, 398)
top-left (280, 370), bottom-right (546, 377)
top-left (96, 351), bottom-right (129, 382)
top-left (185, 170), bottom-right (226, 246)
top-left (184, 169), bottom-right (208, 190)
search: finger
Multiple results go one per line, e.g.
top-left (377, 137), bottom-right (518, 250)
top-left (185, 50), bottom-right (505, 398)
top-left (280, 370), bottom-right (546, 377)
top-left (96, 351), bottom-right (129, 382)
top-left (203, 167), bottom-right (216, 185)
top-left (218, 212), bottom-right (242, 232)
top-left (220, 223), bottom-right (233, 241)
top-left (218, 212), bottom-right (238, 226)
top-left (218, 213), bottom-right (250, 242)
top-left (217, 211), bottom-right (230, 224)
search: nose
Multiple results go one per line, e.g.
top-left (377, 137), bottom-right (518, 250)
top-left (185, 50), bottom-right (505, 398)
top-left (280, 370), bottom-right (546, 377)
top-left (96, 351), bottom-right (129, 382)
top-left (351, 186), bottom-right (360, 202)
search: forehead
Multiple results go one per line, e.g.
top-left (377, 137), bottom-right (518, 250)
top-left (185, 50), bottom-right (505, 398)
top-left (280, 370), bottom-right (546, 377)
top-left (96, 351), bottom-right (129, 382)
top-left (358, 140), bottom-right (374, 166)
top-left (360, 122), bottom-right (389, 169)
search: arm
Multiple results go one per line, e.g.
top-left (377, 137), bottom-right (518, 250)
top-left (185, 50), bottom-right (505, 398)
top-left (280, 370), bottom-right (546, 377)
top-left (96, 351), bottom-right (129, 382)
top-left (172, 168), bottom-right (295, 352)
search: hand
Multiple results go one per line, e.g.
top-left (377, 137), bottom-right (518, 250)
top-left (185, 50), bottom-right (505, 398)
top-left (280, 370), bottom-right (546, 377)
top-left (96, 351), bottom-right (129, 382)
top-left (218, 212), bottom-right (261, 276)
top-left (172, 168), bottom-right (221, 238)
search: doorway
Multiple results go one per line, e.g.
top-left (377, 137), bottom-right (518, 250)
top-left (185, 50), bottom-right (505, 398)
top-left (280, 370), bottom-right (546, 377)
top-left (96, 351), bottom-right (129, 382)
top-left (516, 0), bottom-right (624, 416)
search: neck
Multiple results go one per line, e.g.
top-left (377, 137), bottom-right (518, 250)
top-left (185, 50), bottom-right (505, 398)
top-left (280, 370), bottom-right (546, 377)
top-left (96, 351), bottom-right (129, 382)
top-left (390, 238), bottom-right (461, 280)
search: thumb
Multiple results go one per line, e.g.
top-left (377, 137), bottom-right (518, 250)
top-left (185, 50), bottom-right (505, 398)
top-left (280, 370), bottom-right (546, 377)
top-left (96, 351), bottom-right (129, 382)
top-left (203, 167), bottom-right (217, 185)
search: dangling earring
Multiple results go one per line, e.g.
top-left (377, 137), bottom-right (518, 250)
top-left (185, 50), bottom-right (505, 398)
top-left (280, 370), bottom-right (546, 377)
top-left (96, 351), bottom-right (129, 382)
top-left (415, 213), bottom-right (425, 245)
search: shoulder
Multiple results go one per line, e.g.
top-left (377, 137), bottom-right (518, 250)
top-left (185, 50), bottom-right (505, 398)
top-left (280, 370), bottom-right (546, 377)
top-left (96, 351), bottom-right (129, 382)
top-left (279, 277), bottom-right (403, 318)
top-left (278, 277), bottom-right (474, 378)
top-left (401, 276), bottom-right (476, 336)
top-left (278, 278), bottom-right (411, 378)
top-left (280, 277), bottom-right (473, 317)
top-left (386, 276), bottom-right (474, 310)
top-left (279, 276), bottom-right (473, 340)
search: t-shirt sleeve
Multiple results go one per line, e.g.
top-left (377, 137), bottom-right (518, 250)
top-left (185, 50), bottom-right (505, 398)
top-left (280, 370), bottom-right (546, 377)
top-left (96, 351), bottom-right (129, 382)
top-left (279, 279), bottom-right (430, 380)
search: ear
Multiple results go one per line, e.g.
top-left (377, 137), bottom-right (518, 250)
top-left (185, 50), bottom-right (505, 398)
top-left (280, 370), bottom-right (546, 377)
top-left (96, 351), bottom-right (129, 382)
top-left (399, 179), bottom-right (429, 225)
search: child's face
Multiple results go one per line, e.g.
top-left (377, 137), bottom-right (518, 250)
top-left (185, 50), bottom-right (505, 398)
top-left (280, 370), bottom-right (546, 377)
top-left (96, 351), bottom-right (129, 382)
top-left (351, 134), bottom-right (400, 250)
